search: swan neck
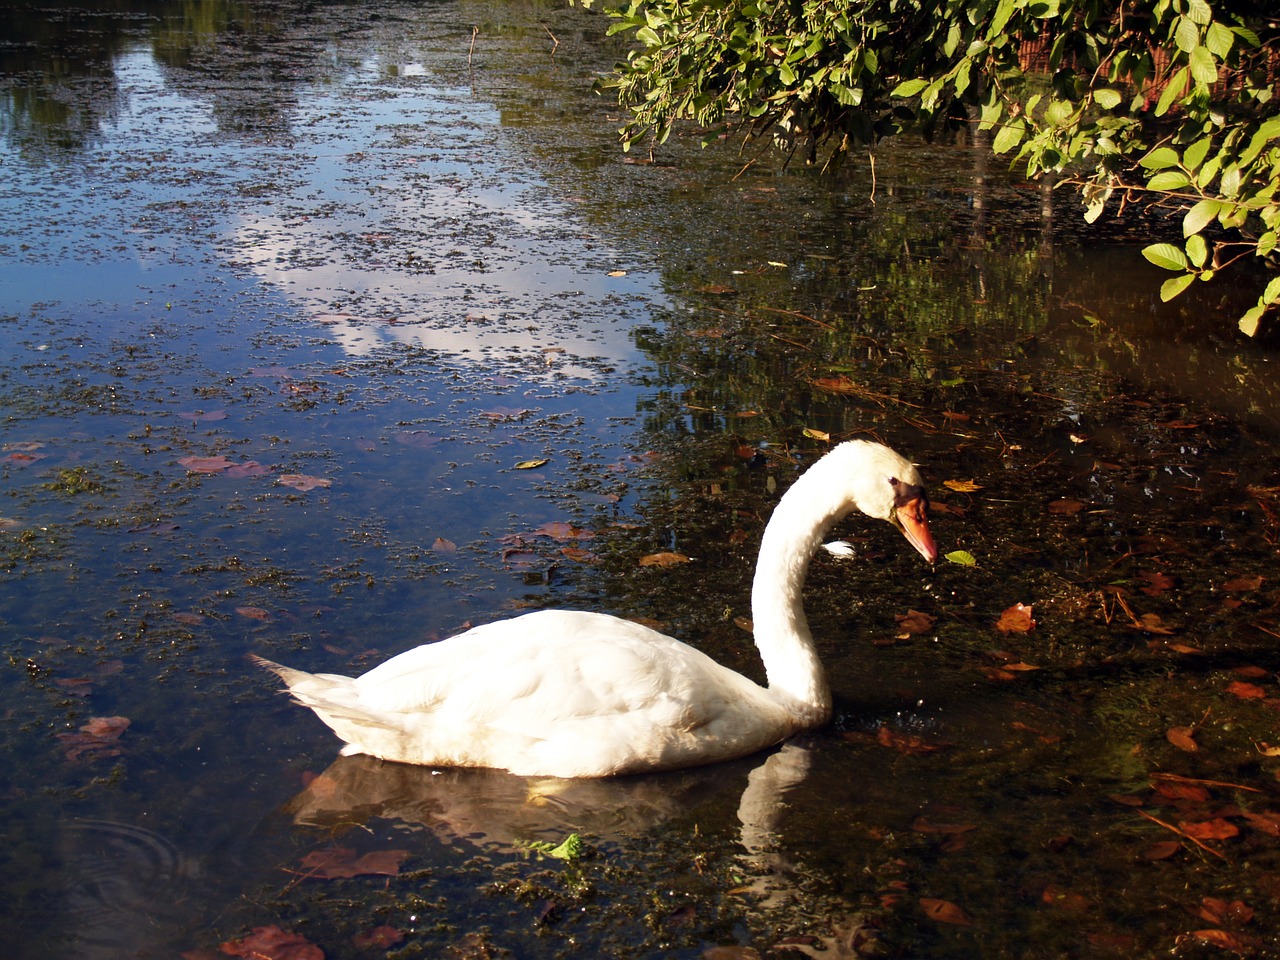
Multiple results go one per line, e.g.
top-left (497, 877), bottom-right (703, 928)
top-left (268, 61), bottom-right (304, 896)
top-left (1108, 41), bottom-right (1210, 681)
top-left (750, 465), bottom-right (850, 720)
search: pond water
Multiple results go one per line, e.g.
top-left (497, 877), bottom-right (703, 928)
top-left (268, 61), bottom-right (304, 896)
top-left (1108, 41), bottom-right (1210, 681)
top-left (3, 1), bottom-right (1280, 958)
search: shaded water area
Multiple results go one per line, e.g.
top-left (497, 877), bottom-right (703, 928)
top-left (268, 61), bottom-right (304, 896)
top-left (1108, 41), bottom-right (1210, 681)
top-left (3, 0), bottom-right (1280, 957)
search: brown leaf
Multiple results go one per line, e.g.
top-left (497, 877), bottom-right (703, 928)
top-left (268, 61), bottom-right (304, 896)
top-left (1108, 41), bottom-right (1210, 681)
top-left (432, 537), bottom-right (458, 554)
top-left (1222, 575), bottom-right (1264, 592)
top-left (1197, 897), bottom-right (1254, 926)
top-left (220, 925), bottom-right (324, 960)
top-left (1167, 726), bottom-right (1199, 753)
top-left (919, 897), bottom-right (972, 926)
top-left (876, 726), bottom-right (949, 755)
top-left (1139, 570), bottom-right (1176, 596)
top-left (236, 606), bottom-right (272, 621)
top-left (895, 609), bottom-right (937, 634)
top-left (1227, 680), bottom-right (1267, 700)
top-left (277, 474), bottom-right (331, 491)
top-left (1178, 819), bottom-right (1239, 841)
top-left (298, 846), bottom-right (409, 879)
top-left (1190, 929), bottom-right (1261, 953)
top-left (1041, 884), bottom-right (1091, 914)
top-left (995, 603), bottom-right (1036, 633)
top-left (944, 479), bottom-right (983, 493)
top-left (1136, 612), bottom-right (1175, 635)
top-left (1241, 811), bottom-right (1280, 836)
top-left (911, 817), bottom-right (977, 835)
top-left (1141, 840), bottom-right (1183, 860)
top-left (638, 552), bottom-right (691, 567)
top-left (179, 455), bottom-right (234, 474)
top-left (57, 716), bottom-right (130, 761)
top-left (1046, 498), bottom-right (1086, 515)
top-left (224, 461), bottom-right (271, 478)
top-left (352, 926), bottom-right (405, 950)
top-left (531, 521), bottom-right (593, 541)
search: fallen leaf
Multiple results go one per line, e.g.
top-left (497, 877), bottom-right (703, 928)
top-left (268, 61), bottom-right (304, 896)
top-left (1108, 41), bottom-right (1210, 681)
top-left (1190, 929), bottom-right (1261, 953)
top-left (1041, 884), bottom-right (1090, 914)
top-left (639, 552), bottom-right (692, 567)
top-left (297, 846), bottom-right (409, 879)
top-left (944, 479), bottom-right (983, 493)
top-left (1242, 811), bottom-right (1280, 836)
top-left (1139, 570), bottom-right (1176, 596)
top-left (1167, 727), bottom-right (1199, 752)
top-left (1047, 498), bottom-right (1086, 515)
top-left (224, 461), bottom-right (271, 478)
top-left (530, 521), bottom-right (593, 541)
top-left (1178, 819), bottom-right (1239, 841)
top-left (802, 427), bottom-right (830, 441)
top-left (911, 817), bottom-right (977, 835)
top-left (277, 474), bottom-right (331, 491)
top-left (220, 925), bottom-right (323, 960)
top-left (876, 726), bottom-right (949, 754)
top-left (895, 610), bottom-right (937, 634)
top-left (56, 716), bottom-right (130, 761)
top-left (393, 430), bottom-right (443, 449)
top-left (995, 603), bottom-right (1035, 633)
top-left (353, 926), bottom-right (406, 950)
top-left (1227, 680), bottom-right (1266, 700)
top-left (178, 410), bottom-right (228, 423)
top-left (1196, 897), bottom-right (1254, 925)
top-left (606, 269), bottom-right (627, 277)
top-left (178, 455), bottom-right (234, 474)
top-left (1141, 840), bottom-right (1183, 860)
top-left (1222, 575), bottom-right (1264, 592)
top-left (919, 897), bottom-right (972, 925)
top-left (1136, 612), bottom-right (1176, 635)
top-left (945, 549), bottom-right (977, 566)
top-left (432, 537), bottom-right (457, 554)
top-left (236, 606), bottom-right (272, 621)
top-left (515, 458), bottom-right (549, 469)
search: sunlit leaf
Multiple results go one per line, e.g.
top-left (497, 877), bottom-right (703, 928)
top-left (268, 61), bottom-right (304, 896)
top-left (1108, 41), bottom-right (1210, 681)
top-left (1190, 929), bottom-right (1259, 953)
top-left (515, 458), bottom-right (550, 469)
top-left (945, 550), bottom-right (977, 566)
top-left (876, 726), bottom-right (949, 754)
top-left (1177, 818), bottom-right (1238, 840)
top-left (802, 427), bottom-right (830, 441)
top-left (297, 846), bottom-right (409, 879)
top-left (431, 537), bottom-right (457, 553)
top-left (944, 478), bottom-right (983, 492)
top-left (995, 603), bottom-right (1035, 633)
top-left (531, 521), bottom-right (594, 541)
top-left (638, 551), bottom-right (691, 567)
top-left (1142, 243), bottom-right (1187, 271)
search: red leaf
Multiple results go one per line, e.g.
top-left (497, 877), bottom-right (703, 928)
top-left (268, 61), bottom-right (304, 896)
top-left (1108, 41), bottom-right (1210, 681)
top-left (876, 726), bottom-right (949, 755)
top-left (1178, 819), bottom-right (1239, 841)
top-left (1190, 929), bottom-right (1261, 952)
top-left (1227, 680), bottom-right (1267, 700)
top-left (638, 552), bottom-right (691, 567)
top-left (1141, 840), bottom-right (1183, 860)
top-left (995, 603), bottom-right (1035, 633)
top-left (235, 606), bottom-right (272, 621)
top-left (1241, 811), bottom-right (1280, 837)
top-left (919, 898), bottom-right (972, 926)
top-left (1138, 570), bottom-right (1176, 596)
top-left (298, 846), bottom-right (408, 879)
top-left (1221, 576), bottom-right (1264, 592)
top-left (1046, 498), bottom-right (1086, 515)
top-left (220, 925), bottom-right (323, 960)
top-left (179, 455), bottom-right (234, 474)
top-left (1166, 726), bottom-right (1199, 752)
top-left (56, 716), bottom-right (130, 761)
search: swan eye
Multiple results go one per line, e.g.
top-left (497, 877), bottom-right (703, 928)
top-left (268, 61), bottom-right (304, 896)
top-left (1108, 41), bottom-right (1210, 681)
top-left (888, 477), bottom-right (927, 509)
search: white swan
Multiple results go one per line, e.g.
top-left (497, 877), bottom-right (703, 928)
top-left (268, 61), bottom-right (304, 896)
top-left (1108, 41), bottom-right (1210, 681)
top-left (254, 440), bottom-right (937, 778)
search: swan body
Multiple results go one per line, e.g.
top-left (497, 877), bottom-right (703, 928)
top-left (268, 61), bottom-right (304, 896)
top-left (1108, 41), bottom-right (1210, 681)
top-left (255, 440), bottom-right (937, 778)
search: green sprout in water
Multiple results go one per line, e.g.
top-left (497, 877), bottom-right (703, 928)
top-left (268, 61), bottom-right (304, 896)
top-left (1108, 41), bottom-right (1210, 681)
top-left (515, 833), bottom-right (584, 862)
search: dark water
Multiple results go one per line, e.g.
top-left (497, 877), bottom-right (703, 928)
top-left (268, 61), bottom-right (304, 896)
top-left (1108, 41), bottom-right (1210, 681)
top-left (3, 1), bottom-right (1280, 958)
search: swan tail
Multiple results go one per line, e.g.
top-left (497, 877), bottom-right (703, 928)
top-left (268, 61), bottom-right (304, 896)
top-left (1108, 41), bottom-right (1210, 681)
top-left (251, 655), bottom-right (401, 752)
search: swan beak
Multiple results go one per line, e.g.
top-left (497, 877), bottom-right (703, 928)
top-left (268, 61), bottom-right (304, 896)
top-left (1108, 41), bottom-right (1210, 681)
top-left (894, 498), bottom-right (938, 563)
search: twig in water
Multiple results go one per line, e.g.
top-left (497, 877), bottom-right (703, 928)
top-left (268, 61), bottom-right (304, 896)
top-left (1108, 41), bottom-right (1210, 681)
top-left (468, 26), bottom-right (479, 70)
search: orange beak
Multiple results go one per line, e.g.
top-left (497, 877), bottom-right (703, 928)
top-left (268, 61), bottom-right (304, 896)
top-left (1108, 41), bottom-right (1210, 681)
top-left (894, 497), bottom-right (938, 563)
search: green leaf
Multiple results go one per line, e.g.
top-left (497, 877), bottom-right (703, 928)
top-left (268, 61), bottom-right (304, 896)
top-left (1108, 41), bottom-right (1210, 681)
top-left (1239, 304), bottom-right (1264, 337)
top-left (891, 78), bottom-right (930, 98)
top-left (1205, 22), bottom-right (1234, 58)
top-left (1160, 273), bottom-right (1196, 301)
top-left (1093, 88), bottom-right (1122, 110)
top-left (1174, 17), bottom-right (1198, 54)
top-left (1189, 46), bottom-right (1218, 85)
top-left (1257, 230), bottom-right (1276, 258)
top-left (1142, 243), bottom-right (1188, 271)
top-left (1186, 0), bottom-right (1211, 25)
top-left (1140, 147), bottom-right (1180, 170)
top-left (1155, 66), bottom-right (1187, 116)
top-left (1147, 170), bottom-right (1189, 191)
top-left (945, 550), bottom-right (977, 567)
top-left (1264, 275), bottom-right (1280, 304)
top-left (1183, 198), bottom-right (1221, 237)
top-left (1182, 137), bottom-right (1212, 172)
top-left (1185, 233), bottom-right (1207, 267)
top-left (992, 117), bottom-right (1025, 155)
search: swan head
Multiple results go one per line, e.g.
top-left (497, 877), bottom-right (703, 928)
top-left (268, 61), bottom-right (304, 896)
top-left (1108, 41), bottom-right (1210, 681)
top-left (837, 441), bottom-right (938, 563)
